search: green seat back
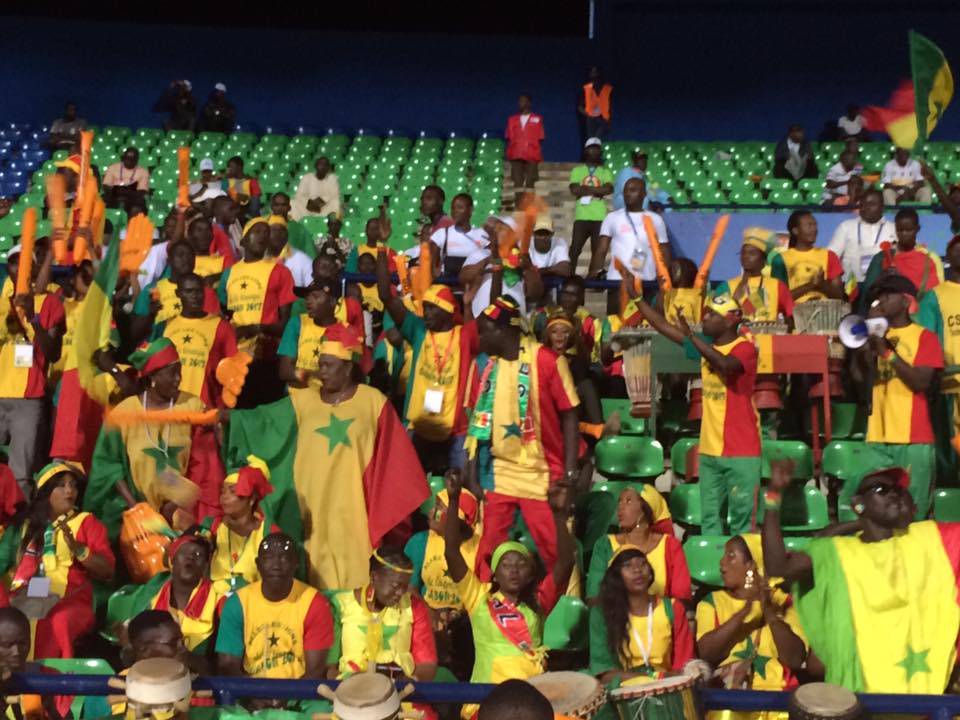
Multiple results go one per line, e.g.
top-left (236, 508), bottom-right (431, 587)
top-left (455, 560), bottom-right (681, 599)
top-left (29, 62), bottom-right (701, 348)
top-left (418, 475), bottom-right (446, 515)
top-left (935, 488), bottom-right (960, 522)
top-left (543, 596), bottom-right (589, 651)
top-left (595, 436), bottom-right (664, 479)
top-left (807, 402), bottom-right (867, 440)
top-left (670, 438), bottom-right (698, 478)
top-left (40, 658), bottom-right (114, 719)
top-left (822, 440), bottom-right (872, 482)
top-left (761, 440), bottom-right (813, 479)
top-left (683, 535), bottom-right (728, 587)
top-left (668, 483), bottom-right (701, 528)
top-left (600, 398), bottom-right (647, 435)
top-left (779, 485), bottom-right (829, 533)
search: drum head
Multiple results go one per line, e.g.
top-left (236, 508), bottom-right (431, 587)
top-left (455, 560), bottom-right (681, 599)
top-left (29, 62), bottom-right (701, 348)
top-left (528, 672), bottom-right (602, 715)
top-left (609, 674), bottom-right (695, 699)
top-left (790, 682), bottom-right (860, 715)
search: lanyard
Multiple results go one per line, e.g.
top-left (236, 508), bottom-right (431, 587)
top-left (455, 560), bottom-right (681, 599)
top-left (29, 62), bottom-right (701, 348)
top-left (629, 600), bottom-right (655, 667)
top-left (428, 329), bottom-right (456, 379)
top-left (624, 210), bottom-right (644, 244)
top-left (857, 220), bottom-right (885, 248)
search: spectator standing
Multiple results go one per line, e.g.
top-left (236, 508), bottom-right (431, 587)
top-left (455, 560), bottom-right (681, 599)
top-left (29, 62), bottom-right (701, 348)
top-left (102, 147), bottom-right (150, 213)
top-left (430, 193), bottom-right (486, 276)
top-left (837, 104), bottom-right (868, 140)
top-left (773, 125), bottom-right (818, 181)
top-left (882, 148), bottom-right (932, 205)
top-left (291, 157), bottom-right (341, 220)
top-left (577, 66), bottom-right (613, 142)
top-left (505, 94), bottom-right (545, 205)
top-left (221, 156), bottom-right (261, 220)
top-left (154, 80), bottom-right (196, 132)
top-left (48, 102), bottom-right (85, 151)
top-left (569, 138), bottom-right (614, 269)
top-left (198, 83), bottom-right (235, 134)
top-left (821, 150), bottom-right (861, 206)
top-left (828, 189), bottom-right (897, 282)
top-left (613, 148), bottom-right (648, 210)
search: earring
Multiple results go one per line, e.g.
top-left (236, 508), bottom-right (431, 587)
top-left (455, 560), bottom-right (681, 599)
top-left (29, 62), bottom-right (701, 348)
top-left (744, 569), bottom-right (755, 590)
top-left (854, 503), bottom-right (864, 515)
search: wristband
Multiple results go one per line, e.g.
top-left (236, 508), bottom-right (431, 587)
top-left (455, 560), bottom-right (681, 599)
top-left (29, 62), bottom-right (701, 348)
top-left (881, 347), bottom-right (894, 360)
top-left (74, 545), bottom-right (91, 562)
top-left (763, 490), bottom-right (782, 511)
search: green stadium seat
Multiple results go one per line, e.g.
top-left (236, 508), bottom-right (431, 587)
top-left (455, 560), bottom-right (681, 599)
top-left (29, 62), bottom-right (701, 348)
top-left (300, 216), bottom-right (329, 239)
top-left (806, 402), bottom-right (867, 439)
top-left (784, 536), bottom-right (811, 553)
top-left (40, 658), bottom-right (113, 719)
top-left (760, 178), bottom-right (793, 193)
top-left (600, 398), bottom-right (647, 435)
top-left (779, 485), bottom-right (829, 533)
top-left (768, 189), bottom-right (804, 206)
top-left (684, 535), bottom-right (727, 587)
top-left (418, 475), bottom-right (446, 515)
top-left (670, 438), bottom-right (699, 479)
top-left (595, 436), bottom-right (664, 479)
top-left (544, 596), bottom-right (589, 651)
top-left (761, 440), bottom-right (813, 479)
top-left (934, 489), bottom-right (960, 522)
top-left (669, 482), bottom-right (701, 528)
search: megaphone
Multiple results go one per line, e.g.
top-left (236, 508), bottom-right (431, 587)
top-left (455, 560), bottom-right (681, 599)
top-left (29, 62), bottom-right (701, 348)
top-left (838, 313), bottom-right (889, 349)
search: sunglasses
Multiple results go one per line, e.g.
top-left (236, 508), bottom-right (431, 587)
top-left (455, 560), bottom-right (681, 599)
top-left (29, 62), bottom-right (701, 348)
top-left (866, 482), bottom-right (900, 496)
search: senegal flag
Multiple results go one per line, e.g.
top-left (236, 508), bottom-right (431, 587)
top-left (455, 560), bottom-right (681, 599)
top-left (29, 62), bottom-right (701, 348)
top-left (75, 230), bottom-right (120, 406)
top-left (224, 390), bottom-right (429, 590)
top-left (862, 31), bottom-right (953, 150)
top-left (794, 521), bottom-right (960, 693)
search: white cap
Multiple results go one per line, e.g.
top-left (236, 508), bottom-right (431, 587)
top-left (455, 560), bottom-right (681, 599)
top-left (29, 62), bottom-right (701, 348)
top-left (496, 215), bottom-right (519, 232)
top-left (584, 137), bottom-right (603, 148)
top-left (214, 83), bottom-right (227, 93)
top-left (199, 158), bottom-right (214, 171)
top-left (193, 186), bottom-right (226, 203)
top-left (182, 80), bottom-right (192, 91)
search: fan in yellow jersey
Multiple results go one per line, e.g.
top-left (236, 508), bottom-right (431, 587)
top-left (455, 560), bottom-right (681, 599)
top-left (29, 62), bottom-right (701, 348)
top-left (163, 273), bottom-right (237, 407)
top-left (0, 607), bottom-right (73, 720)
top-left (216, 533), bottom-right (334, 679)
top-left (443, 471), bottom-right (575, 720)
top-left (218, 217), bottom-right (296, 408)
top-left (588, 546), bottom-right (694, 687)
top-left (206, 455), bottom-right (278, 596)
top-left (714, 229), bottom-right (795, 325)
top-left (924, 235), bottom-right (960, 480)
top-left (696, 535), bottom-right (806, 719)
top-left (770, 211), bottom-right (844, 303)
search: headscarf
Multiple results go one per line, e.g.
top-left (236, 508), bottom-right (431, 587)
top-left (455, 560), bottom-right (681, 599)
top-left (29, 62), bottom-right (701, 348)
top-left (422, 284), bottom-right (458, 317)
top-left (35, 461), bottom-right (85, 490)
top-left (224, 455), bottom-right (273, 501)
top-left (742, 227), bottom-right (778, 255)
top-left (165, 528), bottom-right (213, 567)
top-left (435, 488), bottom-right (479, 527)
top-left (545, 308), bottom-right (574, 331)
top-left (266, 214), bottom-right (287, 227)
top-left (242, 216), bottom-right (268, 238)
top-left (54, 155), bottom-right (82, 174)
top-left (482, 295), bottom-right (522, 327)
top-left (608, 543), bottom-right (645, 567)
top-left (491, 540), bottom-right (531, 574)
top-left (129, 338), bottom-right (180, 378)
top-left (319, 322), bottom-right (365, 362)
top-left (705, 294), bottom-right (742, 320)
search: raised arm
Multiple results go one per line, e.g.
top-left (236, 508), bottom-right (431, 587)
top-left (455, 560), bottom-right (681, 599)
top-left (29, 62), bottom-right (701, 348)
top-left (921, 162), bottom-right (960, 229)
top-left (442, 470), bottom-right (469, 583)
top-left (375, 213), bottom-right (408, 328)
top-left (761, 461), bottom-right (813, 583)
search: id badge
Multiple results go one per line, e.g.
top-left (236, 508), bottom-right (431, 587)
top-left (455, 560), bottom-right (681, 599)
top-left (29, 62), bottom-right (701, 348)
top-left (423, 387), bottom-right (445, 414)
top-left (27, 576), bottom-right (51, 598)
top-left (14, 343), bottom-right (33, 369)
top-left (579, 196), bottom-right (592, 206)
top-left (859, 254), bottom-right (873, 275)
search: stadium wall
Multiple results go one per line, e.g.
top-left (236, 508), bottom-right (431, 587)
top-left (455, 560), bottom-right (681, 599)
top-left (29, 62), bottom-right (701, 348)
top-left (2, 9), bottom-right (959, 160)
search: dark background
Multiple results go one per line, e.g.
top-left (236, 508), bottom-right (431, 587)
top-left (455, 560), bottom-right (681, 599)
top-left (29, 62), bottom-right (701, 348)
top-left (3, 1), bottom-right (960, 159)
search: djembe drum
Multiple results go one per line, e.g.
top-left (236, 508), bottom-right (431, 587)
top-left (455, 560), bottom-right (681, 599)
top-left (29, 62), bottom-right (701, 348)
top-left (608, 675), bottom-right (703, 720)
top-left (527, 672), bottom-right (607, 719)
top-left (746, 320), bottom-right (790, 411)
top-left (787, 682), bottom-right (863, 720)
top-left (611, 329), bottom-right (658, 418)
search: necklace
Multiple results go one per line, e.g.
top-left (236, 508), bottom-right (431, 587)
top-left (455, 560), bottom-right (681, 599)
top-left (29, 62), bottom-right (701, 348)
top-left (141, 392), bottom-right (174, 452)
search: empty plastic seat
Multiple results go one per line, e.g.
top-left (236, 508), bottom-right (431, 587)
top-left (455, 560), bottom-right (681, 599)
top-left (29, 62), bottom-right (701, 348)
top-left (683, 535), bottom-right (727, 587)
top-left (595, 436), bottom-right (664, 479)
top-left (669, 482), bottom-right (701, 528)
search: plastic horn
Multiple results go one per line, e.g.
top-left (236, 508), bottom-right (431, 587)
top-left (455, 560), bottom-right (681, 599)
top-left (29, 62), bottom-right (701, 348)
top-left (413, 239), bottom-right (433, 301)
top-left (15, 208), bottom-right (36, 295)
top-left (641, 214), bottom-right (673, 290)
top-left (46, 174), bottom-right (67, 263)
top-left (613, 257), bottom-right (639, 315)
top-left (177, 146), bottom-right (190, 208)
top-left (694, 214), bottom-right (730, 289)
top-left (76, 130), bottom-right (93, 204)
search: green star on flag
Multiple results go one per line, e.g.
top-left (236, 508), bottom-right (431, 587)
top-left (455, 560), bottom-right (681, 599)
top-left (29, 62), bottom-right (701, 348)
top-left (143, 443), bottom-right (184, 473)
top-left (896, 645), bottom-right (931, 681)
top-left (733, 637), bottom-right (771, 680)
top-left (359, 624), bottom-right (398, 649)
top-left (502, 422), bottom-right (523, 439)
top-left (315, 414), bottom-right (354, 452)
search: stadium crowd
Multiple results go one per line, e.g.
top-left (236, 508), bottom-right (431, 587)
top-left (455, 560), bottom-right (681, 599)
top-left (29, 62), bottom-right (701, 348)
top-left (3, 82), bottom-right (960, 720)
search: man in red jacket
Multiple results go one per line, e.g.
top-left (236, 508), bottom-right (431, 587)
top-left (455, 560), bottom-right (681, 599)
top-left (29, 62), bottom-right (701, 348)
top-left (505, 93), bottom-right (544, 205)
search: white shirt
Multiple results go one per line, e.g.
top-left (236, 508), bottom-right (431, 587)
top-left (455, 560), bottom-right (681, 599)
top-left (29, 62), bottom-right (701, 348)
top-left (139, 241), bottom-right (170, 287)
top-left (822, 162), bottom-right (860, 201)
top-left (599, 208), bottom-right (668, 281)
top-left (882, 159), bottom-right (923, 187)
top-left (463, 247), bottom-right (526, 318)
top-left (528, 236), bottom-right (571, 270)
top-left (520, 113), bottom-right (530, 129)
top-left (838, 114), bottom-right (864, 136)
top-left (827, 217), bottom-right (897, 281)
top-left (428, 225), bottom-right (488, 259)
top-left (279, 246), bottom-right (313, 287)
top-left (291, 172), bottom-right (341, 220)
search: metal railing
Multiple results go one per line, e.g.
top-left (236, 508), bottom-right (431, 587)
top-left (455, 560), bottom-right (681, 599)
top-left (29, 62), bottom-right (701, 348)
top-left (11, 674), bottom-right (960, 719)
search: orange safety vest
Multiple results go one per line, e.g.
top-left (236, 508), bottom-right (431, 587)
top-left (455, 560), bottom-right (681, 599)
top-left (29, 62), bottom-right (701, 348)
top-left (583, 83), bottom-right (612, 120)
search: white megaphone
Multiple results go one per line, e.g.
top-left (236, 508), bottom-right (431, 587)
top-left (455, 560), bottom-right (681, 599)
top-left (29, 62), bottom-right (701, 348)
top-left (838, 313), bottom-right (889, 349)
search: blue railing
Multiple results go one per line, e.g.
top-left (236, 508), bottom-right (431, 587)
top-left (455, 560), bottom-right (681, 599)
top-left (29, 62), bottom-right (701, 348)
top-left (12, 674), bottom-right (960, 719)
